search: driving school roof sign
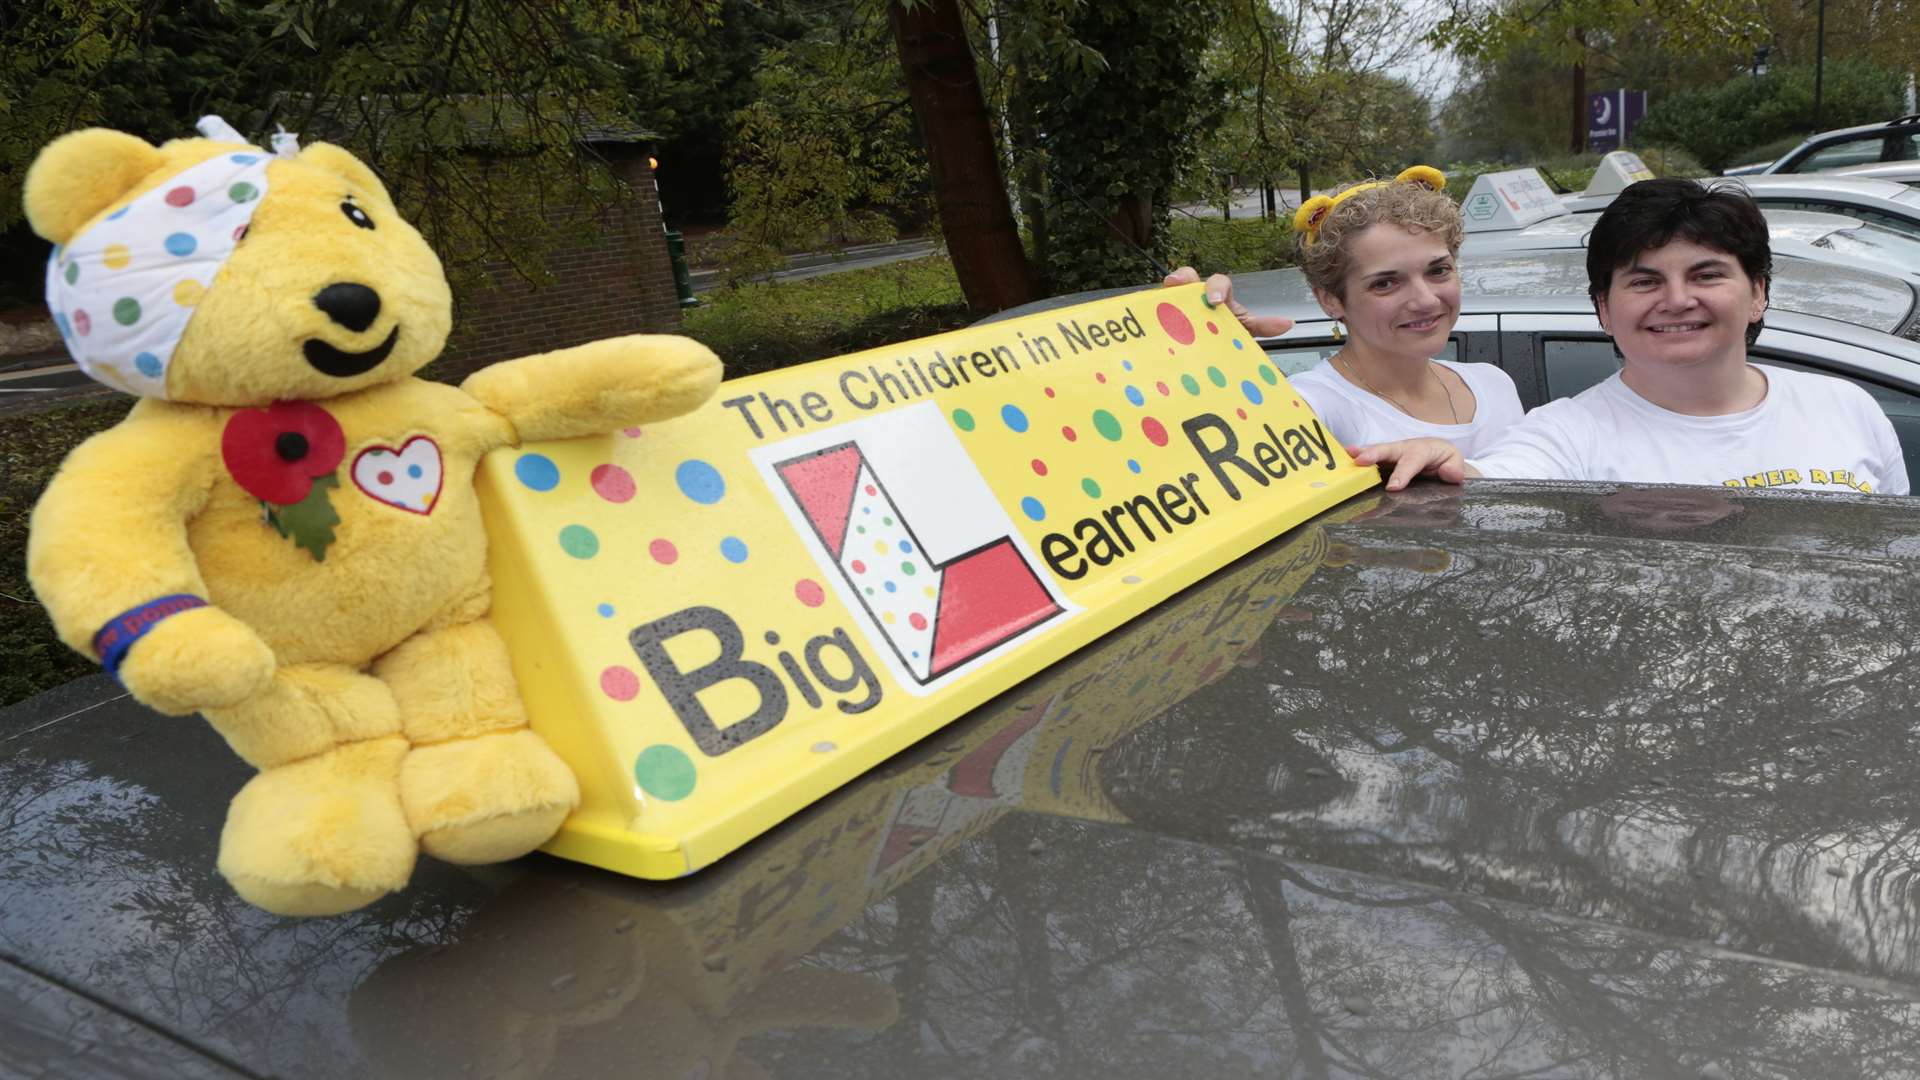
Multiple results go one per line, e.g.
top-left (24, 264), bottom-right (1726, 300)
top-left (1461, 168), bottom-right (1567, 233)
top-left (476, 284), bottom-right (1377, 879)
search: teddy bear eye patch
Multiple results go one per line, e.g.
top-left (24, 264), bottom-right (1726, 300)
top-left (341, 200), bottom-right (375, 230)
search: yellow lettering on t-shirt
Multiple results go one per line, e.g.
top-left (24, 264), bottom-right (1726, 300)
top-left (1811, 469), bottom-right (1829, 485)
top-left (1765, 470), bottom-right (1783, 486)
top-left (1743, 473), bottom-right (1768, 488)
top-left (1783, 469), bottom-right (1802, 485)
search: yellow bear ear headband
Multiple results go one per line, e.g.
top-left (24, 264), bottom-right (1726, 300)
top-left (1291, 166), bottom-right (1446, 246)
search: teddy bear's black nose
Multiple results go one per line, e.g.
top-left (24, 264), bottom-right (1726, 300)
top-left (313, 283), bottom-right (381, 333)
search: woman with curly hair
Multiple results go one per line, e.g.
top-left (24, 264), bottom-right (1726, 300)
top-left (1170, 167), bottom-right (1524, 455)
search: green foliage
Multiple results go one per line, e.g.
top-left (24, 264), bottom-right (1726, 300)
top-left (1185, 0), bottom-right (1439, 211)
top-left (0, 395), bottom-right (132, 708)
top-left (0, 1), bottom-right (722, 309)
top-left (1038, 0), bottom-right (1219, 293)
top-left (1164, 215), bottom-right (1296, 276)
top-left (722, 6), bottom-right (928, 282)
top-left (681, 255), bottom-right (967, 378)
top-left (1636, 61), bottom-right (1907, 171)
top-left (631, 0), bottom-right (813, 225)
top-left (1432, 0), bottom-right (1765, 66)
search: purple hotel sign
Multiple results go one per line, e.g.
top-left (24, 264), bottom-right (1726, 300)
top-left (1587, 90), bottom-right (1648, 151)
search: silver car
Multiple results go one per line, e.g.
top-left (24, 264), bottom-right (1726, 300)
top-left (1562, 173), bottom-right (1920, 239)
top-left (1830, 161), bottom-right (1920, 188)
top-left (1734, 113), bottom-right (1920, 175)
top-left (1465, 205), bottom-right (1920, 281)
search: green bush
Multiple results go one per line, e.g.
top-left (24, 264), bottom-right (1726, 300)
top-left (0, 396), bottom-right (133, 708)
top-left (1165, 215), bottom-right (1297, 275)
top-left (681, 255), bottom-right (970, 379)
top-left (1636, 61), bottom-right (1906, 172)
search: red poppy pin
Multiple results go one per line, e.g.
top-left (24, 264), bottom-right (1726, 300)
top-left (221, 401), bottom-right (347, 561)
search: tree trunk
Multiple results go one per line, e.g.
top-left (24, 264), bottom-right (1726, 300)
top-left (1570, 30), bottom-right (1588, 155)
top-left (888, 0), bottom-right (1041, 315)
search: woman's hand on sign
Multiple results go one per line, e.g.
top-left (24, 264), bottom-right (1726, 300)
top-left (1163, 266), bottom-right (1294, 338)
top-left (1347, 436), bottom-right (1480, 492)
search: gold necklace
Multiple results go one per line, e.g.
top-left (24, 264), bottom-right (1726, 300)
top-left (1336, 353), bottom-right (1459, 424)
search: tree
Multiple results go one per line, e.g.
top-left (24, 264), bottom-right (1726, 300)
top-left (725, 5), bottom-right (931, 280)
top-left (0, 1), bottom-right (721, 307)
top-left (888, 0), bottom-right (1039, 313)
top-left (1430, 0), bottom-right (1764, 153)
top-left (1035, 0), bottom-right (1221, 292)
top-left (1190, 0), bottom-right (1439, 211)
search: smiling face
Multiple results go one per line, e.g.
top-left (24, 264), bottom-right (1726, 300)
top-left (1594, 238), bottom-right (1767, 373)
top-left (1312, 223), bottom-right (1460, 361)
top-left (167, 142), bottom-right (452, 406)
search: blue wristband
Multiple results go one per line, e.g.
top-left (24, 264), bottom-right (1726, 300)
top-left (93, 595), bottom-right (208, 678)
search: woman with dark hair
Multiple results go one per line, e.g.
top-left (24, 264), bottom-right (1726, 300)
top-left (1169, 167), bottom-right (1524, 455)
top-left (1353, 178), bottom-right (1909, 495)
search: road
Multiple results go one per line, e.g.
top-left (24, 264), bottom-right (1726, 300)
top-left (689, 238), bottom-right (941, 294)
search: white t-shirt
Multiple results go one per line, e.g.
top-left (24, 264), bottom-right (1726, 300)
top-left (1289, 358), bottom-right (1525, 457)
top-left (1468, 368), bottom-right (1910, 495)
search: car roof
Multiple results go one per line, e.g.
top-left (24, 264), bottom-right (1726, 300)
top-left (1765, 114), bottom-right (1920, 170)
top-left (1460, 208), bottom-right (1877, 259)
top-left (1830, 161), bottom-right (1920, 184)
top-left (1013, 251), bottom-right (1919, 339)
top-left (9, 484), bottom-right (1920, 1076)
top-left (1562, 172), bottom-right (1920, 214)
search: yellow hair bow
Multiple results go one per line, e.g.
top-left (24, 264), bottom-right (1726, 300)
top-left (1291, 166), bottom-right (1446, 245)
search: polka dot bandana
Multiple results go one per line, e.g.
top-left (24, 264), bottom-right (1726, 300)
top-left (44, 146), bottom-right (272, 399)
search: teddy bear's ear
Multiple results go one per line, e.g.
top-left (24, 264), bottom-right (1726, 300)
top-left (23, 129), bottom-right (167, 246)
top-left (296, 142), bottom-right (396, 207)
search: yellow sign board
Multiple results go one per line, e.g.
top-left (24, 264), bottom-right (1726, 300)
top-left (475, 283), bottom-right (1377, 879)
top-left (346, 510), bottom-right (1369, 1072)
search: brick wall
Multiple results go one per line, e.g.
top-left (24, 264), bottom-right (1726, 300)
top-left (437, 144), bottom-right (684, 382)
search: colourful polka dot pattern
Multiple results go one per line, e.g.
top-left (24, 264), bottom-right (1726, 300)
top-left (45, 145), bottom-right (274, 399)
top-left (935, 289), bottom-right (1289, 532)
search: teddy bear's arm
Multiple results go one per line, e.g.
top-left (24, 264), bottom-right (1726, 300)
top-left (28, 409), bottom-right (276, 713)
top-left (460, 335), bottom-right (722, 445)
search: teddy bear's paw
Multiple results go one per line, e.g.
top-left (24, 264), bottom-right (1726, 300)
top-left (218, 735), bottom-right (416, 916)
top-left (400, 729), bottom-right (580, 864)
top-left (118, 606), bottom-right (277, 716)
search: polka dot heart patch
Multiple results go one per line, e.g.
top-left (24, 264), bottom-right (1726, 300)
top-left (351, 436), bottom-right (443, 514)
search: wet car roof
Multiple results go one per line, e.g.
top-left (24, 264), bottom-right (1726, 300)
top-left (985, 251), bottom-right (1920, 340)
top-left (6, 482), bottom-right (1920, 1077)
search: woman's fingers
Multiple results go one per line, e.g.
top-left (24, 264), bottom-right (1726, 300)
top-left (1348, 438), bottom-right (1467, 491)
top-left (1164, 268), bottom-right (1288, 336)
top-left (1240, 314), bottom-right (1294, 337)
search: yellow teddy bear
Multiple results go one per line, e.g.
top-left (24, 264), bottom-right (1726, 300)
top-left (24, 117), bottom-right (722, 916)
